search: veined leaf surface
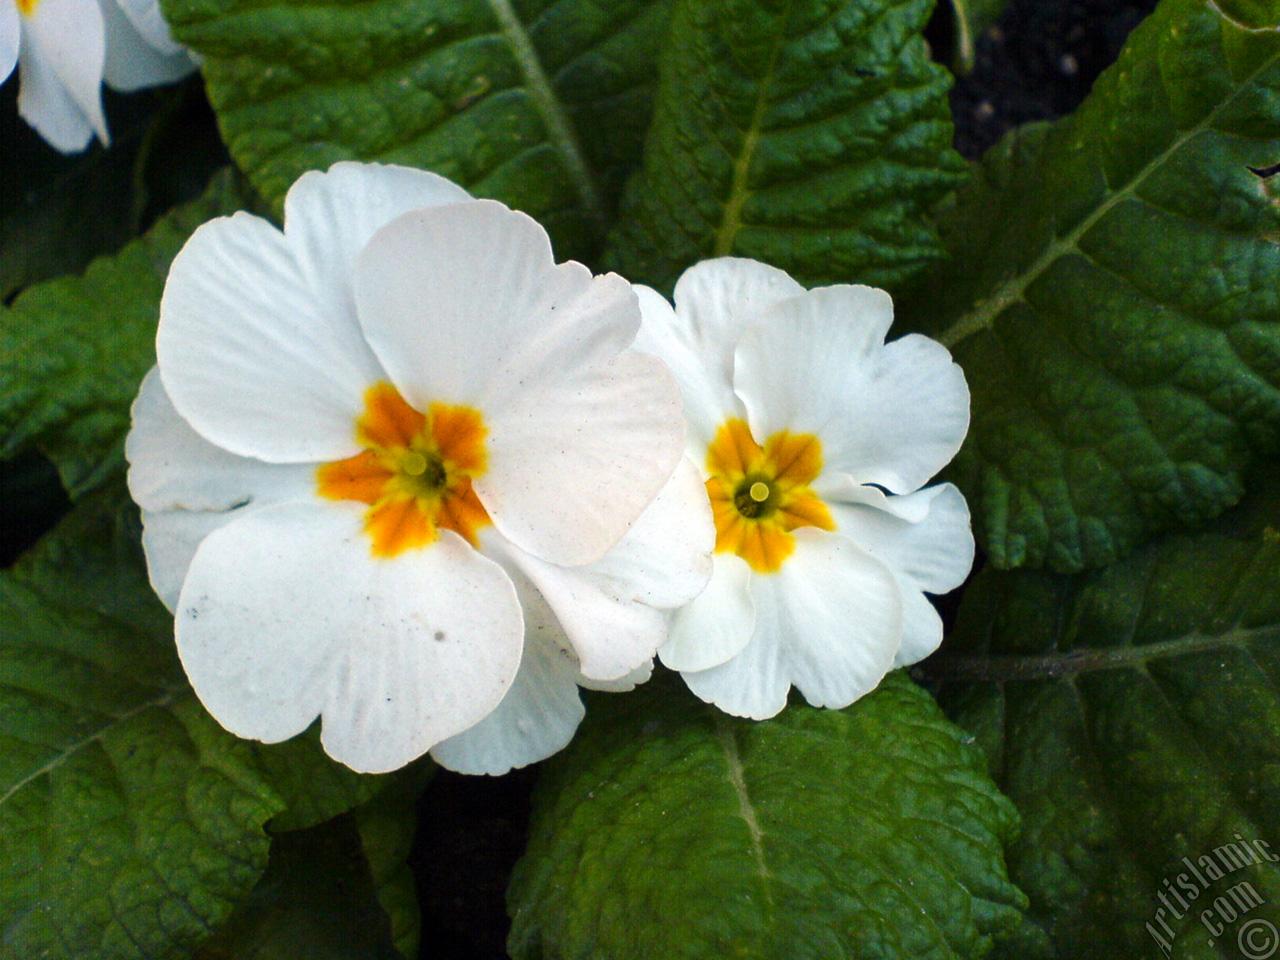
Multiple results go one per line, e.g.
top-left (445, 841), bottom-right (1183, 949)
top-left (161, 0), bottom-right (671, 261)
top-left (899, 0), bottom-right (1280, 571)
top-left (508, 672), bottom-right (1025, 960)
top-left (604, 0), bottom-right (965, 292)
top-left (932, 475), bottom-right (1280, 958)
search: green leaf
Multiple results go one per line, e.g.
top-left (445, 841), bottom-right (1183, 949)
top-left (247, 728), bottom-right (390, 834)
top-left (0, 168), bottom-right (252, 499)
top-left (929, 473), bottom-right (1280, 958)
top-left (161, 0), bottom-right (671, 262)
top-left (601, 0), bottom-right (965, 294)
top-left (192, 816), bottom-right (403, 960)
top-left (0, 490), bottom-right (276, 959)
top-left (897, 0), bottom-right (1280, 572)
top-left (0, 490), bottom-right (391, 959)
top-left (354, 768), bottom-right (433, 960)
top-left (508, 672), bottom-right (1025, 959)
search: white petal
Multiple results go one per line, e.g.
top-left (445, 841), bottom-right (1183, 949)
top-left (580, 659), bottom-right (652, 692)
top-left (734, 285), bottom-right (970, 493)
top-left (100, 0), bottom-right (194, 91)
top-left (176, 502), bottom-right (524, 774)
top-left (682, 529), bottom-right (901, 717)
top-left (430, 574), bottom-right (584, 775)
top-left (483, 458), bottom-right (710, 681)
top-left (477, 350), bottom-right (685, 567)
top-left (353, 201), bottom-right (637, 414)
top-left (827, 483), bottom-right (975, 595)
top-left (660, 553), bottom-right (755, 673)
top-left (128, 368), bottom-right (319, 607)
top-left (894, 587), bottom-right (946, 667)
top-left (158, 210), bottom-right (385, 463)
top-left (285, 163), bottom-right (472, 347)
top-left (18, 0), bottom-right (107, 151)
top-left (680, 584), bottom-right (788, 720)
top-left (141, 508), bottom-right (229, 611)
top-left (127, 368), bottom-right (316, 512)
top-left (632, 284), bottom-right (743, 451)
top-left (112, 0), bottom-right (185, 55)
top-left (632, 259), bottom-right (804, 449)
top-left (1, 6), bottom-right (19, 84)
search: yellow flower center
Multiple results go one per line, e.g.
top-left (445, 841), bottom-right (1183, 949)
top-left (316, 382), bottom-right (491, 558)
top-left (16, 0), bottom-right (38, 15)
top-left (705, 418), bottom-right (835, 573)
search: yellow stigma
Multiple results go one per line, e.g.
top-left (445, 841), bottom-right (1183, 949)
top-left (704, 418), bottom-right (835, 573)
top-left (16, 0), bottom-right (38, 15)
top-left (316, 382), bottom-right (490, 557)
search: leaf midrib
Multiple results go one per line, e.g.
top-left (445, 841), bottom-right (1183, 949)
top-left (711, 14), bottom-right (789, 256)
top-left (0, 688), bottom-right (181, 808)
top-left (486, 0), bottom-right (605, 229)
top-left (920, 623), bottom-right (1275, 682)
top-left (936, 16), bottom-right (1280, 350)
top-left (715, 714), bottom-right (774, 905)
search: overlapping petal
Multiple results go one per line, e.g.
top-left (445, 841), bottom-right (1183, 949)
top-left (828, 483), bottom-right (974, 666)
top-left (682, 530), bottom-right (902, 719)
top-left (734, 285), bottom-right (969, 493)
top-left (354, 204), bottom-right (685, 565)
top-left (632, 258), bottom-right (803, 448)
top-left (488, 457), bottom-right (713, 680)
top-left (128, 369), bottom-right (318, 608)
top-left (101, 0), bottom-right (194, 91)
top-left (17, 0), bottom-right (107, 152)
top-left (429, 568), bottom-right (585, 776)
top-left (177, 502), bottom-right (524, 774)
top-left (660, 554), bottom-right (755, 672)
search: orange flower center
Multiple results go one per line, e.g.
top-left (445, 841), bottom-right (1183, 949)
top-left (705, 418), bottom-right (835, 573)
top-left (317, 382), bottom-right (491, 558)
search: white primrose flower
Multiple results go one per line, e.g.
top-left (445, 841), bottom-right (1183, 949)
top-left (1, 0), bottom-right (197, 153)
top-left (635, 258), bottom-right (974, 720)
top-left (126, 162), bottom-right (713, 775)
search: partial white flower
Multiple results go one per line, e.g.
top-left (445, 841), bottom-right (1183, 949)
top-left (127, 161), bottom-right (711, 774)
top-left (1, 0), bottom-right (197, 153)
top-left (635, 258), bottom-right (973, 720)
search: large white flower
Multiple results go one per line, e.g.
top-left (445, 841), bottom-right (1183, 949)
top-left (1, 0), bottom-right (197, 153)
top-left (635, 258), bottom-right (973, 720)
top-left (127, 162), bottom-right (712, 775)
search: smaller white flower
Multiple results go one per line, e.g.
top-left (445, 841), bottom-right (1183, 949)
top-left (635, 258), bottom-right (974, 720)
top-left (1, 0), bottom-right (197, 153)
top-left (127, 162), bottom-right (712, 775)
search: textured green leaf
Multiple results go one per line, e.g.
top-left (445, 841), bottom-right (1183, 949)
top-left (161, 0), bottom-right (671, 262)
top-left (0, 490), bottom-right (389, 959)
top-left (897, 0), bottom-right (1280, 572)
top-left (930, 473), bottom-right (1280, 959)
top-left (602, 0), bottom-right (965, 293)
top-left (192, 816), bottom-right (402, 960)
top-left (0, 169), bottom-right (253, 499)
top-left (0, 490), bottom-right (275, 959)
top-left (354, 768), bottom-right (432, 960)
top-left (508, 672), bottom-right (1025, 959)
